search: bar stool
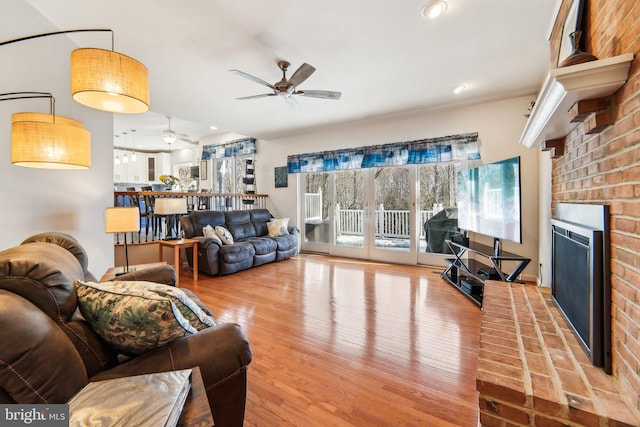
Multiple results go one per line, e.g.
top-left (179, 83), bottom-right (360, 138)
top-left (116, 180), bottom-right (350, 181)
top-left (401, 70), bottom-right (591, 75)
top-left (127, 187), bottom-right (153, 242)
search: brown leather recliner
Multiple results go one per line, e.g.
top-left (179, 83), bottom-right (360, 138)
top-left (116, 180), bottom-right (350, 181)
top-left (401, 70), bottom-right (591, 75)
top-left (0, 232), bottom-right (252, 427)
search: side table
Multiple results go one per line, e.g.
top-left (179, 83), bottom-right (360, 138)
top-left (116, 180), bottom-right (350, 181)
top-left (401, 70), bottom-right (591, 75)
top-left (159, 238), bottom-right (198, 286)
top-left (100, 262), bottom-right (168, 282)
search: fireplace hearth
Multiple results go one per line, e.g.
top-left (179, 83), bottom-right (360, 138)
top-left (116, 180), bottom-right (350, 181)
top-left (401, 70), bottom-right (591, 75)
top-left (477, 282), bottom-right (639, 426)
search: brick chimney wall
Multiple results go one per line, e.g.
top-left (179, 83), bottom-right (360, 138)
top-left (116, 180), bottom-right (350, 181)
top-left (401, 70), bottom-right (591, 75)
top-left (550, 0), bottom-right (640, 413)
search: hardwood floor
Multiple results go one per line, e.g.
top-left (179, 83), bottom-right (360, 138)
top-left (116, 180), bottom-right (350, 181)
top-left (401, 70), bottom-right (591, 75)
top-left (179, 253), bottom-right (482, 426)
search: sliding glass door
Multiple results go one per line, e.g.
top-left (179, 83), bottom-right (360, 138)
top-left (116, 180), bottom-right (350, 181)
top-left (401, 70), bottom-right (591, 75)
top-left (331, 170), bottom-right (367, 258)
top-left (369, 166), bottom-right (416, 263)
top-left (301, 162), bottom-right (461, 266)
top-left (302, 172), bottom-right (332, 253)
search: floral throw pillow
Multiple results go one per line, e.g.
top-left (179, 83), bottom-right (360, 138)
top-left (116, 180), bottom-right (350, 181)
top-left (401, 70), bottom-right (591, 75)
top-left (214, 226), bottom-right (234, 245)
top-left (75, 280), bottom-right (215, 355)
top-left (203, 225), bottom-right (222, 244)
top-left (268, 218), bottom-right (290, 237)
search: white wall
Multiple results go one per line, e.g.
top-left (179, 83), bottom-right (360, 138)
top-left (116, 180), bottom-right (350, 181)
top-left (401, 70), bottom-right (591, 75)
top-left (171, 147), bottom-right (199, 170)
top-left (0, 3), bottom-right (114, 275)
top-left (538, 150), bottom-right (553, 286)
top-left (255, 95), bottom-right (540, 280)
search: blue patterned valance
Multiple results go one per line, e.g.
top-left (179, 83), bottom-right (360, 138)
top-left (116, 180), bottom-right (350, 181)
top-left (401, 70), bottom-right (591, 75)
top-left (287, 132), bottom-right (480, 173)
top-left (201, 137), bottom-right (256, 160)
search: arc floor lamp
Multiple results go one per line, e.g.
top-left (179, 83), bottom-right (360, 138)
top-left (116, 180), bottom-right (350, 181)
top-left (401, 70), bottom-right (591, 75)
top-left (0, 29), bottom-right (149, 169)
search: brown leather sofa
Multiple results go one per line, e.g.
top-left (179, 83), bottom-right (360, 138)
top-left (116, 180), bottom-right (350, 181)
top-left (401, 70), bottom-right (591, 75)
top-left (0, 232), bottom-right (252, 427)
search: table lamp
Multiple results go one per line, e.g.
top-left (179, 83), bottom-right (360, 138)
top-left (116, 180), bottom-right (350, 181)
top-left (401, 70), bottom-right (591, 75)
top-left (105, 207), bottom-right (140, 275)
top-left (154, 198), bottom-right (188, 240)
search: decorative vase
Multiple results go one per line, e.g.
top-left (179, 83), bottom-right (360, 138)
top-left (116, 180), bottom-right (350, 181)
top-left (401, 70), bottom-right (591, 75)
top-left (559, 31), bottom-right (598, 67)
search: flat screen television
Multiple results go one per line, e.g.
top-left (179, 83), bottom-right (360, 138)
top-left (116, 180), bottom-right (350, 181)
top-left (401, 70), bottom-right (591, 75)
top-left (456, 156), bottom-right (522, 244)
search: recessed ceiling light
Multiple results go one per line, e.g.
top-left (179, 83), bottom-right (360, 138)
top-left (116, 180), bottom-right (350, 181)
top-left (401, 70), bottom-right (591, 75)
top-left (453, 85), bottom-right (466, 94)
top-left (421, 1), bottom-right (447, 19)
top-left (210, 125), bottom-right (218, 130)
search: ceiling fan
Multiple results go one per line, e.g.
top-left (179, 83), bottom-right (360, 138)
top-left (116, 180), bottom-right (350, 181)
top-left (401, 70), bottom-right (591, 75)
top-left (157, 116), bottom-right (198, 145)
top-left (230, 61), bottom-right (341, 108)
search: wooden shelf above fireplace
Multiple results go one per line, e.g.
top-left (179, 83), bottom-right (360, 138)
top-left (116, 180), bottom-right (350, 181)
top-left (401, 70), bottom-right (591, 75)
top-left (519, 53), bottom-right (634, 148)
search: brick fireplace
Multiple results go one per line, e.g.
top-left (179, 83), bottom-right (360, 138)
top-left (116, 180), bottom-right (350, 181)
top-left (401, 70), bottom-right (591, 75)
top-left (477, 281), bottom-right (640, 426)
top-left (522, 0), bottom-right (640, 420)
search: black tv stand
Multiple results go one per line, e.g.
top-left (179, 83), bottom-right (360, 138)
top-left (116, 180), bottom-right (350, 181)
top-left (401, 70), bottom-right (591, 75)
top-left (442, 240), bottom-right (531, 307)
top-left (476, 267), bottom-right (501, 280)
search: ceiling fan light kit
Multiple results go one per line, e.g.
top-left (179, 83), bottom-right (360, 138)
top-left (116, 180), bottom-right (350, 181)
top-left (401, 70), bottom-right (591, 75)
top-left (230, 60), bottom-right (341, 107)
top-left (163, 132), bottom-right (177, 144)
top-left (159, 116), bottom-right (198, 146)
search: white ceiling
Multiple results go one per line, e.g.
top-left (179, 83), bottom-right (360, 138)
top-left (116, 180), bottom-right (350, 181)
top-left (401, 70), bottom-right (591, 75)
top-left (19, 0), bottom-right (559, 151)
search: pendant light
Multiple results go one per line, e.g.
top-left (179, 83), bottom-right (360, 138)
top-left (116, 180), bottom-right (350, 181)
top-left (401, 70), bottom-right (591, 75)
top-left (121, 131), bottom-right (129, 163)
top-left (130, 129), bottom-right (137, 162)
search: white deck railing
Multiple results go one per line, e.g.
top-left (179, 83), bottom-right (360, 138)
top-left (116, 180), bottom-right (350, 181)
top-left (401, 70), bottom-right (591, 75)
top-left (305, 192), bottom-right (323, 221)
top-left (333, 207), bottom-right (437, 239)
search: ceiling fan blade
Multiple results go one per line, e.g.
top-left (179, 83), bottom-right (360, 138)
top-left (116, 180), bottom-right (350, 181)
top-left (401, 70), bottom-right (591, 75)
top-left (283, 94), bottom-right (300, 109)
top-left (179, 137), bottom-right (199, 145)
top-left (288, 63), bottom-right (316, 87)
top-left (297, 90), bottom-right (341, 100)
top-left (229, 69), bottom-right (277, 90)
top-left (236, 93), bottom-right (277, 100)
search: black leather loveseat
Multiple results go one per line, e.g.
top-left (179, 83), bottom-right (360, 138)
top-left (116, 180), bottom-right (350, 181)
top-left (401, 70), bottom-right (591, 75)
top-left (180, 209), bottom-right (299, 276)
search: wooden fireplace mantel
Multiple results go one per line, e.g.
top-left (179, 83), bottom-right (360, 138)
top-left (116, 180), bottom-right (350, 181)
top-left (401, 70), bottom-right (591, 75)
top-left (519, 53), bottom-right (634, 149)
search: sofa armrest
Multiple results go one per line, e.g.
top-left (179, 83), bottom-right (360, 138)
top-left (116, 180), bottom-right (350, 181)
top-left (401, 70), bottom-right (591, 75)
top-left (89, 323), bottom-right (252, 426)
top-left (90, 323), bottom-right (251, 384)
top-left (191, 235), bottom-right (221, 250)
top-left (288, 226), bottom-right (300, 234)
top-left (104, 265), bottom-right (177, 286)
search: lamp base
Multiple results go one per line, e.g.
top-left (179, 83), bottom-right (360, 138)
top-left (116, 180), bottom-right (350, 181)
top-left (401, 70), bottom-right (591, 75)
top-left (115, 266), bottom-right (136, 276)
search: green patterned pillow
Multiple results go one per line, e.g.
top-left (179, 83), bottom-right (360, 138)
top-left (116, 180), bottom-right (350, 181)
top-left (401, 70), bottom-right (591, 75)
top-left (75, 280), bottom-right (215, 355)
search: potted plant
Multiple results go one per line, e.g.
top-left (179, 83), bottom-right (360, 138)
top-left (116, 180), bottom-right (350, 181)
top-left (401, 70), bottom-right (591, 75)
top-left (159, 175), bottom-right (179, 191)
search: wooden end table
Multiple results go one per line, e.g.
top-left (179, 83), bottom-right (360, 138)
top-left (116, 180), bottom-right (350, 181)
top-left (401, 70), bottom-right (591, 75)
top-left (100, 262), bottom-right (168, 282)
top-left (158, 238), bottom-right (198, 286)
